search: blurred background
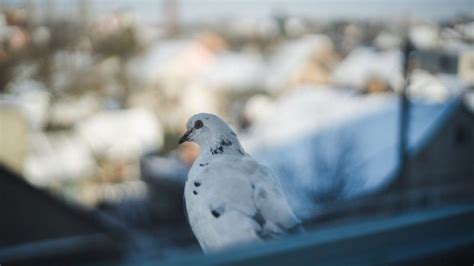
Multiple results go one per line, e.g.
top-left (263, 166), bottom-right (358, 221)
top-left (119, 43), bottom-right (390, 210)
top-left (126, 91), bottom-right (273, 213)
top-left (0, 0), bottom-right (473, 265)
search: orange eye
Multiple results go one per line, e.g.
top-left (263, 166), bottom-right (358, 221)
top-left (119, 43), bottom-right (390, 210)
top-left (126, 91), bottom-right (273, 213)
top-left (194, 120), bottom-right (203, 129)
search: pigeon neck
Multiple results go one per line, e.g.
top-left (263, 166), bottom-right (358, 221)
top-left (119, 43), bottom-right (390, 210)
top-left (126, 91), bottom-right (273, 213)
top-left (200, 133), bottom-right (246, 158)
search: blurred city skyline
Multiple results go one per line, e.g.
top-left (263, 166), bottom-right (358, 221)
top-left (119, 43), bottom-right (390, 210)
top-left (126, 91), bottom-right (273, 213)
top-left (1, 0), bottom-right (473, 264)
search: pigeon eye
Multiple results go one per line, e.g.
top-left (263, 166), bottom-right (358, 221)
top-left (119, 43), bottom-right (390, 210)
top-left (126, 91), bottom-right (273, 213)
top-left (194, 120), bottom-right (204, 129)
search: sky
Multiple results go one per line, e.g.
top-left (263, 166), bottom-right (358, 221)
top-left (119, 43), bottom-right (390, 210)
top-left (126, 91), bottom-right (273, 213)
top-left (1, 0), bottom-right (473, 24)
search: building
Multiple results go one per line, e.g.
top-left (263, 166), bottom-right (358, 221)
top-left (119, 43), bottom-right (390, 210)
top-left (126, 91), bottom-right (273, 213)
top-left (0, 165), bottom-right (125, 265)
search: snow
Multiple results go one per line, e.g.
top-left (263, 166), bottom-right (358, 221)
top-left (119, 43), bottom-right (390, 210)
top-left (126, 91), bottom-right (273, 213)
top-left (409, 24), bottom-right (439, 49)
top-left (242, 87), bottom-right (460, 218)
top-left (460, 21), bottom-right (474, 40)
top-left (127, 37), bottom-right (221, 89)
top-left (48, 93), bottom-right (101, 127)
top-left (77, 108), bottom-right (163, 161)
top-left (408, 70), bottom-right (467, 102)
top-left (332, 47), bottom-right (403, 91)
top-left (241, 87), bottom-right (390, 152)
top-left (243, 94), bottom-right (275, 125)
top-left (24, 133), bottom-right (97, 186)
top-left (200, 52), bottom-right (265, 91)
top-left (265, 35), bottom-right (333, 91)
top-left (5, 80), bottom-right (50, 130)
top-left (127, 40), bottom-right (190, 86)
top-left (374, 31), bottom-right (403, 50)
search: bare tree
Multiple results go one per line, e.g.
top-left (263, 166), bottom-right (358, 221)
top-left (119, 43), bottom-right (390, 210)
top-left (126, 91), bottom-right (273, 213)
top-left (310, 129), bottom-right (360, 204)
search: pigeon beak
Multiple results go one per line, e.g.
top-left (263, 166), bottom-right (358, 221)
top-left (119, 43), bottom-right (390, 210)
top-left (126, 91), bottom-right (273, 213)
top-left (178, 129), bottom-right (193, 144)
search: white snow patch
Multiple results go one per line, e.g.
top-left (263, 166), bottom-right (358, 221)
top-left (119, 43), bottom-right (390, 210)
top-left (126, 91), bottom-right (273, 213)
top-left (241, 87), bottom-right (390, 152)
top-left (24, 133), bottom-right (97, 186)
top-left (265, 35), bottom-right (333, 91)
top-left (77, 108), bottom-right (163, 161)
top-left (332, 47), bottom-right (403, 91)
top-left (200, 52), bottom-right (265, 91)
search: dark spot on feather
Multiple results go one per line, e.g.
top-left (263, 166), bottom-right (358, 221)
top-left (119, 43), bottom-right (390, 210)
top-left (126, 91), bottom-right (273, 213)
top-left (239, 149), bottom-right (245, 155)
top-left (194, 181), bottom-right (201, 187)
top-left (231, 132), bottom-right (236, 136)
top-left (251, 184), bottom-right (255, 189)
top-left (211, 210), bottom-right (220, 218)
top-left (220, 139), bottom-right (232, 147)
top-left (205, 117), bottom-right (209, 120)
top-left (193, 190), bottom-right (198, 195)
top-left (199, 163), bottom-right (209, 167)
top-left (210, 139), bottom-right (233, 155)
top-left (210, 205), bottom-right (225, 218)
top-left (211, 146), bottom-right (224, 155)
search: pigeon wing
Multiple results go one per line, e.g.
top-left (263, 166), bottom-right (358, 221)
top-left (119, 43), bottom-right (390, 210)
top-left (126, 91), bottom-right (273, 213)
top-left (248, 161), bottom-right (302, 237)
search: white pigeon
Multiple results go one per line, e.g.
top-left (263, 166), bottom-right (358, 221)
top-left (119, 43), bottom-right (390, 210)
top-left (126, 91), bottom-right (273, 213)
top-left (179, 113), bottom-right (302, 253)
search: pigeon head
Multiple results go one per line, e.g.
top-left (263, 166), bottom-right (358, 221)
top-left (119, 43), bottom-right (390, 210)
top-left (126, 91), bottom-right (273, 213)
top-left (179, 113), bottom-right (243, 154)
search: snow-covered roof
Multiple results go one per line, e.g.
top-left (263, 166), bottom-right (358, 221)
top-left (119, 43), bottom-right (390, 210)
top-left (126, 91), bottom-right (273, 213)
top-left (127, 40), bottom-right (190, 85)
top-left (409, 24), bottom-right (439, 50)
top-left (127, 35), bottom-right (225, 88)
top-left (24, 133), bottom-right (97, 186)
top-left (199, 52), bottom-right (265, 92)
top-left (332, 47), bottom-right (403, 91)
top-left (48, 93), bottom-right (101, 127)
top-left (374, 31), bottom-right (402, 50)
top-left (265, 35), bottom-right (333, 91)
top-left (241, 87), bottom-right (390, 151)
top-left (243, 88), bottom-right (462, 218)
top-left (76, 108), bottom-right (163, 161)
top-left (408, 70), bottom-right (467, 102)
top-left (2, 79), bottom-right (50, 130)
